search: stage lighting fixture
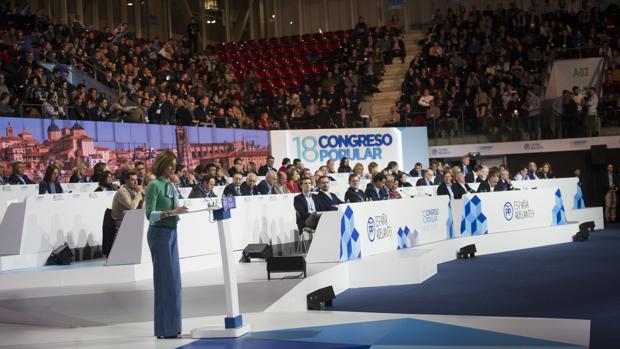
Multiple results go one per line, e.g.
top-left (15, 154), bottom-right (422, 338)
top-left (266, 256), bottom-right (306, 280)
top-left (573, 221), bottom-right (594, 241)
top-left (240, 243), bottom-right (272, 263)
top-left (307, 286), bottom-right (336, 310)
top-left (457, 244), bottom-right (477, 259)
top-left (45, 243), bottom-right (73, 265)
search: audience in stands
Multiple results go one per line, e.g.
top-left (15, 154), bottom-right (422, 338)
top-left (389, 3), bottom-right (619, 141)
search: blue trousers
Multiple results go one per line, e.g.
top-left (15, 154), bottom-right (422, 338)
top-left (147, 225), bottom-right (182, 337)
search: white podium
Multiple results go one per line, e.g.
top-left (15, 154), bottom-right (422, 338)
top-left (190, 196), bottom-right (251, 338)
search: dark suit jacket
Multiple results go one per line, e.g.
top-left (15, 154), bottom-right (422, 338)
top-left (69, 174), bottom-right (88, 183)
top-left (527, 170), bottom-right (540, 180)
top-left (256, 180), bottom-right (274, 195)
top-left (293, 193), bottom-right (320, 230)
top-left (39, 181), bottom-right (64, 194)
top-left (436, 183), bottom-right (453, 198)
top-left (416, 177), bottom-right (433, 186)
top-left (8, 173), bottom-right (34, 185)
top-left (475, 176), bottom-right (484, 183)
top-left (223, 184), bottom-right (242, 196)
top-left (257, 165), bottom-right (276, 176)
top-left (364, 186), bottom-right (390, 201)
top-left (188, 183), bottom-right (216, 198)
top-left (344, 187), bottom-right (365, 203)
top-left (316, 191), bottom-right (343, 211)
top-left (602, 172), bottom-right (619, 190)
top-left (477, 180), bottom-right (493, 193)
top-left (452, 182), bottom-right (474, 199)
top-left (240, 182), bottom-right (257, 196)
top-left (494, 179), bottom-right (513, 191)
top-left (193, 105), bottom-right (212, 123)
top-left (465, 171), bottom-right (476, 183)
top-left (409, 169), bottom-right (421, 177)
top-left (148, 100), bottom-right (175, 124)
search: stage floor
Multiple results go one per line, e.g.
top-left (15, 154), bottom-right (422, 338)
top-left (0, 310), bottom-right (589, 349)
top-left (0, 223), bottom-right (593, 348)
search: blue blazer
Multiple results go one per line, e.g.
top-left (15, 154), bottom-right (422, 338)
top-left (364, 186), bottom-right (390, 201)
top-left (416, 177), bottom-right (432, 186)
top-left (316, 191), bottom-right (343, 211)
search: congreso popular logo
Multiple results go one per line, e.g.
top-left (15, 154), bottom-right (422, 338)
top-left (293, 133), bottom-right (393, 163)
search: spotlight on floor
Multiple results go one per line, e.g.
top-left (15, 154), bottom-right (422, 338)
top-left (266, 256), bottom-right (306, 280)
top-left (241, 243), bottom-right (272, 262)
top-left (457, 244), bottom-right (477, 259)
top-left (573, 221), bottom-right (595, 241)
top-left (307, 285), bottom-right (335, 310)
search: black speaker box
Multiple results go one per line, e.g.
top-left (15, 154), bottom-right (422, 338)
top-left (457, 244), bottom-right (477, 259)
top-left (307, 286), bottom-right (336, 310)
top-left (241, 243), bottom-right (272, 262)
top-left (266, 256), bottom-right (306, 280)
top-left (46, 243), bottom-right (74, 265)
top-left (590, 145), bottom-right (607, 165)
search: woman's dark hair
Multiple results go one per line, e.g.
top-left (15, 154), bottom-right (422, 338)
top-left (43, 164), bottom-right (59, 182)
top-left (339, 157), bottom-right (349, 167)
top-left (99, 170), bottom-right (113, 186)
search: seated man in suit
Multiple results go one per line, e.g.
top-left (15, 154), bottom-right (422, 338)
top-left (240, 172), bottom-right (258, 195)
top-left (459, 155), bottom-right (471, 179)
top-left (436, 171), bottom-right (455, 200)
top-left (344, 173), bottom-right (365, 203)
top-left (258, 156), bottom-right (276, 176)
top-left (257, 170), bottom-right (279, 195)
top-left (111, 171), bottom-right (144, 229)
top-left (293, 177), bottom-right (322, 232)
top-left (416, 169), bottom-right (435, 186)
top-left (466, 164), bottom-right (482, 183)
top-left (223, 172), bottom-right (244, 196)
top-left (477, 168), bottom-right (500, 193)
top-left (188, 175), bottom-right (217, 198)
top-left (365, 173), bottom-right (390, 201)
top-left (476, 166), bottom-right (489, 183)
top-left (409, 162), bottom-right (423, 177)
top-left (513, 165), bottom-right (529, 181)
top-left (527, 161), bottom-right (540, 179)
top-left (495, 169), bottom-right (514, 191)
top-left (8, 161), bottom-right (34, 185)
top-left (316, 175), bottom-right (343, 211)
top-left (452, 172), bottom-right (475, 199)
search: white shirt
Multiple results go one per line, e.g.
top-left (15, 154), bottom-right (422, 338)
top-left (304, 192), bottom-right (316, 213)
top-left (609, 173), bottom-right (614, 187)
top-left (586, 94), bottom-right (598, 115)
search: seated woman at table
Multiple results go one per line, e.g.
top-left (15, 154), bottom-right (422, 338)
top-left (95, 170), bottom-right (120, 192)
top-left (69, 162), bottom-right (89, 183)
top-left (39, 164), bottom-right (64, 194)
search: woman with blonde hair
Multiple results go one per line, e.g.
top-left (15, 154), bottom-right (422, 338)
top-left (69, 162), bottom-right (89, 183)
top-left (353, 163), bottom-right (364, 177)
top-left (144, 150), bottom-right (188, 339)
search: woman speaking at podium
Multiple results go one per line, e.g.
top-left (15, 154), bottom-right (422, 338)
top-left (144, 150), bottom-right (188, 339)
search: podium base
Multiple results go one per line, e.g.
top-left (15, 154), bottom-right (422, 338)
top-left (191, 324), bottom-right (251, 339)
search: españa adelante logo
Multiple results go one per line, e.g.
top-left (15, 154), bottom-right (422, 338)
top-left (503, 202), bottom-right (514, 221)
top-left (367, 217), bottom-right (376, 242)
top-left (366, 213), bottom-right (392, 242)
top-left (293, 133), bottom-right (393, 163)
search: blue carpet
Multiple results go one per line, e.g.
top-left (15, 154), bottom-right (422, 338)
top-left (180, 318), bottom-right (585, 348)
top-left (332, 225), bottom-right (620, 349)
